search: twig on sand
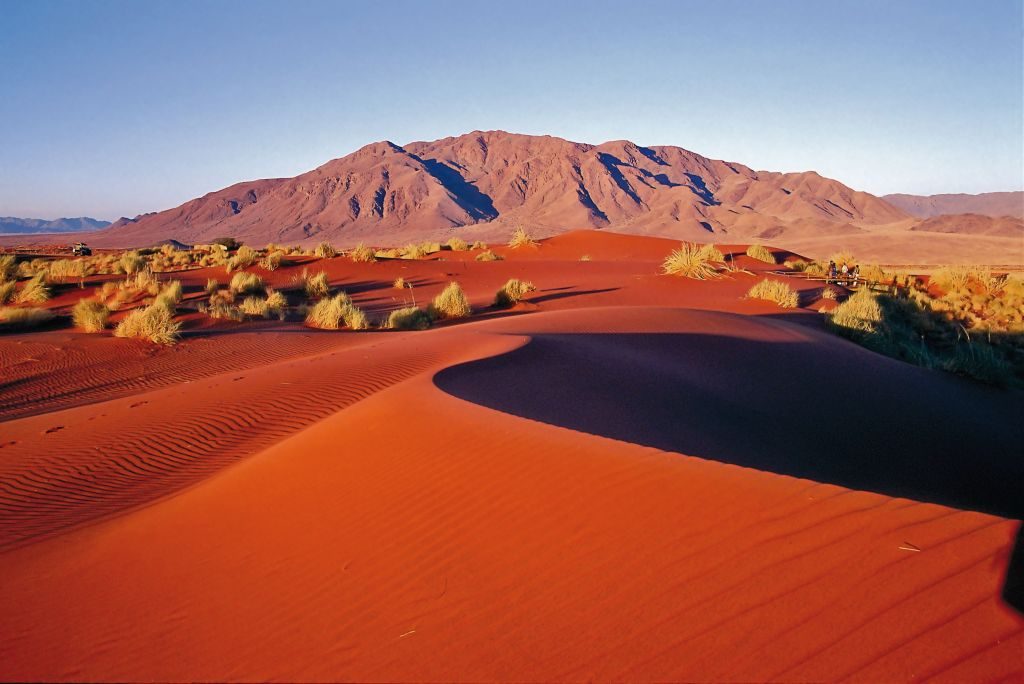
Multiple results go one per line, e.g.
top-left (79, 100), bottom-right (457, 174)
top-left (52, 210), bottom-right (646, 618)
top-left (898, 542), bottom-right (922, 552)
top-left (399, 629), bottom-right (416, 639)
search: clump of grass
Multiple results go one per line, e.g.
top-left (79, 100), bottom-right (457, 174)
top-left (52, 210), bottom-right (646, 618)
top-left (393, 277), bottom-right (406, 290)
top-left (305, 292), bottom-right (368, 330)
top-left (386, 306), bottom-right (431, 330)
top-left (16, 273), bottom-right (51, 304)
top-left (314, 242), bottom-right (337, 259)
top-left (205, 278), bottom-right (219, 296)
top-left (349, 243), bottom-right (376, 263)
top-left (260, 250), bottom-right (286, 271)
top-left (696, 244), bottom-right (725, 263)
top-left (820, 285), bottom-right (841, 301)
top-left (72, 298), bottom-right (110, 332)
top-left (0, 306), bottom-right (54, 330)
top-left (747, 279), bottom-right (799, 308)
top-left (401, 243), bottom-right (427, 260)
top-left (508, 225), bottom-right (538, 249)
top-left (580, 254), bottom-right (592, 262)
top-left (229, 271), bottom-right (265, 295)
top-left (265, 288), bottom-right (287, 314)
top-left (785, 258), bottom-right (809, 272)
top-left (201, 300), bottom-right (243, 321)
top-left (239, 296), bottom-right (271, 318)
top-left (428, 281), bottom-right (471, 320)
top-left (301, 269), bottom-right (330, 298)
top-left (494, 278), bottom-right (536, 307)
top-left (153, 280), bottom-right (183, 311)
top-left (662, 243), bottom-right (720, 279)
top-left (120, 250), bottom-right (146, 276)
top-left (829, 288), bottom-right (883, 335)
top-left (446, 237), bottom-right (468, 251)
top-left (0, 254), bottom-right (16, 281)
top-left (420, 241), bottom-right (441, 254)
top-left (227, 245), bottom-right (258, 272)
top-left (114, 304), bottom-right (180, 345)
top-left (829, 251), bottom-right (856, 270)
top-left (0, 280), bottom-right (16, 305)
top-left (470, 241), bottom-right (487, 250)
top-left (375, 248), bottom-right (401, 259)
top-left (475, 249), bottom-right (503, 262)
top-left (745, 244), bottom-right (776, 264)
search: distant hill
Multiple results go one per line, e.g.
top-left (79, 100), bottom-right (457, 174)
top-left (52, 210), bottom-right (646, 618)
top-left (908, 213), bottom-right (1023, 237)
top-left (0, 216), bottom-right (110, 235)
top-left (79, 130), bottom-right (911, 248)
top-left (882, 192), bottom-right (1023, 219)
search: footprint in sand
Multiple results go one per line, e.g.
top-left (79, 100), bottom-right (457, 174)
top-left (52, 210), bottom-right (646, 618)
top-left (129, 401), bottom-right (148, 409)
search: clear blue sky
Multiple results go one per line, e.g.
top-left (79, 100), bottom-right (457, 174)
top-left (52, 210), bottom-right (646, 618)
top-left (2, 0), bottom-right (1021, 220)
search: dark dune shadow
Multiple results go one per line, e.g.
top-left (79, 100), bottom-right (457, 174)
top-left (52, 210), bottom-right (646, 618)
top-left (529, 287), bottom-right (620, 304)
top-left (435, 331), bottom-right (1024, 520)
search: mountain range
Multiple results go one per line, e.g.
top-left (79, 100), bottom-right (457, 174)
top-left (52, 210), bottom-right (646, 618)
top-left (0, 216), bottom-right (110, 235)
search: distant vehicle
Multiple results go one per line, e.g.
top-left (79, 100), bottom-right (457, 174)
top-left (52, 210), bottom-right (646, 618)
top-left (72, 242), bottom-right (92, 256)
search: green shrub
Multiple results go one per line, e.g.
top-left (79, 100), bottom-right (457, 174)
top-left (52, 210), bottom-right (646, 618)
top-left (428, 282), bottom-right (471, 320)
top-left (494, 278), bottom-right (536, 307)
top-left (387, 306), bottom-right (432, 330)
top-left (114, 305), bottom-right (180, 345)
top-left (662, 243), bottom-right (720, 279)
top-left (747, 279), bottom-right (799, 308)
top-left (72, 298), bottom-right (110, 332)
top-left (745, 244), bottom-right (776, 264)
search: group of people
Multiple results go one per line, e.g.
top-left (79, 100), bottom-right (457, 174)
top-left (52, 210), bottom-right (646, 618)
top-left (826, 260), bottom-right (860, 287)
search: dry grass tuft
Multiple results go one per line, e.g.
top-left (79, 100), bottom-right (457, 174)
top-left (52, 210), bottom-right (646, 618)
top-left (393, 277), bottom-right (406, 290)
top-left (829, 287), bottom-right (882, 334)
top-left (72, 298), bottom-right (110, 332)
top-left (386, 306), bottom-right (431, 330)
top-left (0, 280), bottom-right (16, 305)
top-left (153, 280), bottom-right (183, 311)
top-left (428, 281), bottom-right (471, 319)
top-left (305, 292), bottom-right (368, 330)
top-left (229, 271), bottom-right (265, 295)
top-left (15, 273), bottom-right (51, 304)
top-left (239, 296), bottom-right (271, 318)
top-left (0, 254), bottom-right (16, 281)
top-left (205, 278), bottom-right (219, 295)
top-left (260, 250), bottom-right (286, 271)
top-left (494, 278), bottom-right (536, 307)
top-left (349, 243), bottom-right (376, 263)
top-left (697, 244), bottom-right (725, 263)
top-left (446, 237), bottom-right (468, 251)
top-left (227, 245), bottom-right (258, 272)
top-left (747, 279), bottom-right (799, 308)
top-left (475, 249), bottom-right (503, 262)
top-left (301, 269), bottom-right (330, 299)
top-left (745, 244), bottom-right (776, 264)
top-left (0, 306), bottom-right (55, 330)
top-left (114, 305), bottom-right (180, 345)
top-left (662, 243), bottom-right (721, 279)
top-left (120, 251), bottom-right (146, 276)
top-left (508, 225), bottom-right (538, 249)
top-left (401, 243), bottom-right (427, 260)
top-left (314, 242), bottom-right (337, 259)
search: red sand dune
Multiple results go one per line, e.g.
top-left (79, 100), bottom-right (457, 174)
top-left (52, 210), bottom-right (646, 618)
top-left (1, 230), bottom-right (1022, 681)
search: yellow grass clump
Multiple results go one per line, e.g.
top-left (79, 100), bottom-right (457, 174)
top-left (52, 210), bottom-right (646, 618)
top-left (393, 277), bottom-right (406, 290)
top-left (305, 292), bottom-right (368, 330)
top-left (0, 254), bottom-right (16, 281)
top-left (494, 278), bottom-right (536, 307)
top-left (386, 306), bottom-right (432, 330)
top-left (0, 280), bottom-right (16, 305)
top-left (508, 225), bottom-right (538, 249)
top-left (15, 273), bottom-right (51, 304)
top-left (470, 241), bottom-right (487, 250)
top-left (301, 269), bottom-right (330, 299)
top-left (314, 242), bottom-right (337, 259)
top-left (662, 243), bottom-right (720, 279)
top-left (227, 245), bottom-right (258, 272)
top-left (120, 251), bottom-right (146, 276)
top-left (72, 298), bottom-right (111, 332)
top-left (475, 249), bottom-right (503, 262)
top-left (0, 306), bottom-right (55, 330)
top-left (260, 250), bottom-right (286, 271)
top-left (229, 271), bottom-right (265, 295)
top-left (153, 280), bottom-right (183, 311)
top-left (265, 289), bottom-right (287, 313)
top-left (747, 279), bottom-right (799, 308)
top-left (240, 296), bottom-right (271, 318)
top-left (114, 304), bottom-right (180, 345)
top-left (349, 243), bottom-right (376, 263)
top-left (696, 244), bottom-right (725, 263)
top-left (428, 281), bottom-right (471, 320)
top-left (446, 237), bottom-right (468, 251)
top-left (401, 243), bottom-right (427, 260)
top-left (205, 278), bottom-right (219, 295)
top-left (829, 287), bottom-right (882, 334)
top-left (745, 244), bottom-right (776, 264)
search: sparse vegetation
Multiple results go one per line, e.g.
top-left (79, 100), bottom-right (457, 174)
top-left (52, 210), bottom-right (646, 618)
top-left (349, 243), bottom-right (376, 263)
top-left (0, 254), bottom-right (16, 281)
top-left (747, 279), bottom-right (799, 308)
top-left (0, 280), bottom-right (16, 305)
top-left (72, 299), bottom-right (111, 332)
top-left (475, 249), bottom-right (503, 262)
top-left (580, 254), bottom-right (592, 262)
top-left (120, 251), bottom-right (146, 276)
top-left (494, 278), bottom-right (536, 307)
top-left (114, 304), bottom-right (180, 345)
top-left (386, 306), bottom-right (432, 330)
top-left (15, 273), bottom-right (51, 304)
top-left (821, 285), bottom-right (840, 301)
top-left (393, 277), bottom-right (406, 290)
top-left (829, 251), bottom-right (856, 269)
top-left (239, 296), bottom-right (271, 318)
top-left (314, 242), bottom-right (337, 259)
top-left (508, 225), bottom-right (538, 249)
top-left (301, 269), bottom-right (330, 298)
top-left (401, 243), bottom-right (427, 260)
top-left (470, 241), bottom-right (487, 250)
top-left (153, 280), bottom-right (183, 311)
top-left (446, 237), bottom-right (468, 251)
top-left (304, 292), bottom-right (368, 330)
top-left (0, 306), bottom-right (54, 330)
top-left (229, 271), bottom-right (265, 295)
top-left (205, 278), bottom-right (219, 296)
top-left (428, 281), bottom-right (471, 320)
top-left (227, 245), bottom-right (258, 272)
top-left (745, 244), bottom-right (776, 264)
top-left (696, 244), bottom-right (725, 263)
top-left (785, 258), bottom-right (809, 272)
top-left (662, 243), bottom-right (721, 280)
top-left (260, 250), bottom-right (286, 271)
top-left (265, 289), bottom-right (287, 314)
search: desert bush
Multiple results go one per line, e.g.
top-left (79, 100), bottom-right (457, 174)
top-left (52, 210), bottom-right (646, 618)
top-left (0, 254), bottom-right (16, 281)
top-left (828, 251), bottom-right (856, 270)
top-left (420, 241), bottom-right (442, 254)
top-left (0, 306), bottom-right (54, 330)
top-left (114, 304), bottom-right (180, 345)
top-left (393, 277), bottom-right (406, 290)
top-left (314, 242), bottom-right (337, 259)
top-left (785, 258), bottom-right (809, 272)
top-left (205, 278), bottom-right (219, 296)
top-left (428, 281), bottom-right (471, 320)
top-left (662, 243), bottom-right (720, 279)
top-left (386, 306), bottom-right (431, 330)
top-left (470, 241), bottom-right (487, 250)
top-left (48, 259), bottom-right (89, 281)
top-left (72, 298), bottom-right (110, 332)
top-left (301, 269), bottom-right (330, 298)
top-left (745, 244), bottom-right (776, 264)
top-left (227, 245), bottom-right (258, 272)
top-left (475, 249), bottom-right (503, 262)
top-left (0, 280), bottom-right (16, 305)
top-left (401, 243), bottom-right (427, 260)
top-left (746, 279), bottom-right (799, 308)
top-left (374, 248), bottom-right (400, 259)
top-left (349, 243), bottom-right (376, 263)
top-left (821, 285), bottom-right (841, 301)
top-left (265, 288), bottom-right (287, 313)
top-left (305, 292), bottom-right (368, 330)
top-left (153, 280), bottom-right (183, 311)
top-left (829, 288), bottom-right (883, 335)
top-left (124, 268), bottom-right (160, 296)
top-left (446, 237), bottom-right (468, 251)
top-left (201, 300), bottom-right (243, 321)
top-left (239, 296), bottom-right (271, 318)
top-left (120, 251), bottom-right (146, 276)
top-left (696, 244), bottom-right (725, 263)
top-left (494, 278), bottom-right (536, 307)
top-left (229, 271), bottom-right (265, 295)
top-left (508, 225), bottom-right (538, 249)
top-left (15, 273), bottom-right (50, 304)
top-left (260, 250), bottom-right (286, 271)
top-left (212, 237), bottom-right (241, 251)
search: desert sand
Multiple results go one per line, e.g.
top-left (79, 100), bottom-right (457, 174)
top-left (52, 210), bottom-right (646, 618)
top-left (1, 231), bottom-right (1022, 682)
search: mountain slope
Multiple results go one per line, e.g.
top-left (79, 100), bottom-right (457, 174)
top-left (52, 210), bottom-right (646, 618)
top-left (89, 131), bottom-right (911, 248)
top-left (883, 191), bottom-right (1023, 219)
top-left (0, 216), bottom-right (110, 234)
